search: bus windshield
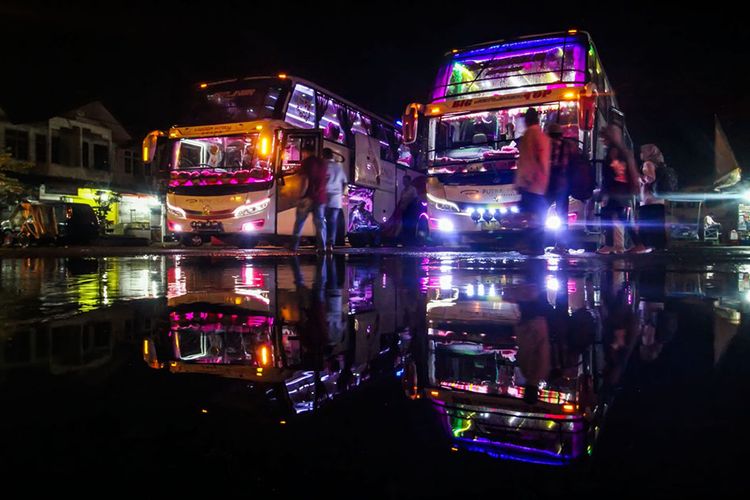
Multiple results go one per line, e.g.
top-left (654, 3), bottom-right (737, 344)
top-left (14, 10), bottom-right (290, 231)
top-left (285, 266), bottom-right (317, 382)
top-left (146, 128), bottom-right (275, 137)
top-left (430, 101), bottom-right (578, 175)
top-left (432, 35), bottom-right (586, 101)
top-left (182, 80), bottom-right (287, 125)
top-left (169, 133), bottom-right (273, 187)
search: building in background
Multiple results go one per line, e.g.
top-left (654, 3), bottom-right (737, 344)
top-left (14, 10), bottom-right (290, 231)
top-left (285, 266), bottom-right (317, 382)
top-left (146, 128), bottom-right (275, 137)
top-left (0, 101), bottom-right (164, 241)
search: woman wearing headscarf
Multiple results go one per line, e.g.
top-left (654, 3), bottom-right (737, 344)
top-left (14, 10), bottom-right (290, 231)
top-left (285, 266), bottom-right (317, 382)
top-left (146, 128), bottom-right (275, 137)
top-left (638, 144), bottom-right (667, 249)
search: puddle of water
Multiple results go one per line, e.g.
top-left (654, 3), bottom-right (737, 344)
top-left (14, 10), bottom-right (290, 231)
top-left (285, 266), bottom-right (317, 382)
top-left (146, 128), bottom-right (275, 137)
top-left (1, 254), bottom-right (748, 495)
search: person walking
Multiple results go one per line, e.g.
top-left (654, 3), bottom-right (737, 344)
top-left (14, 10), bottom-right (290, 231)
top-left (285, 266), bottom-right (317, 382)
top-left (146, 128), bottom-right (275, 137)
top-left (290, 144), bottom-right (327, 252)
top-left (515, 108), bottom-right (551, 256)
top-left (597, 125), bottom-right (652, 255)
top-left (323, 148), bottom-right (348, 253)
top-left (638, 144), bottom-right (670, 250)
top-left (397, 175), bottom-right (421, 245)
top-left (546, 122), bottom-right (578, 255)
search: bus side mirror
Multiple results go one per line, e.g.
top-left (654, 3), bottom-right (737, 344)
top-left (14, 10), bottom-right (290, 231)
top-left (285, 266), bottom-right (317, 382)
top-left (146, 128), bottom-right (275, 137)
top-left (402, 103), bottom-right (422, 145)
top-left (142, 130), bottom-right (164, 164)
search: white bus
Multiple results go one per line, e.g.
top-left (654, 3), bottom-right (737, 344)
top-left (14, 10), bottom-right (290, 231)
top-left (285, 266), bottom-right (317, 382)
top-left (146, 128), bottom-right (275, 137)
top-left (143, 75), bottom-right (419, 247)
top-left (402, 31), bottom-right (629, 248)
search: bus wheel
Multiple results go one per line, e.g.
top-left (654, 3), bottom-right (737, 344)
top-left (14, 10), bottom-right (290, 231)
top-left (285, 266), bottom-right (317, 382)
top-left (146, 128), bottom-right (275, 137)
top-left (238, 237), bottom-right (257, 249)
top-left (181, 234), bottom-right (203, 247)
top-left (347, 232), bottom-right (369, 248)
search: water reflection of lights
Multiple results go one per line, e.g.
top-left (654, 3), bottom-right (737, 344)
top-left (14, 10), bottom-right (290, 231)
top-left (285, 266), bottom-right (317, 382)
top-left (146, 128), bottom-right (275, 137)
top-left (232, 288), bottom-right (271, 305)
top-left (439, 274), bottom-right (452, 289)
top-left (546, 276), bottom-right (560, 292)
top-left (426, 299), bottom-right (457, 313)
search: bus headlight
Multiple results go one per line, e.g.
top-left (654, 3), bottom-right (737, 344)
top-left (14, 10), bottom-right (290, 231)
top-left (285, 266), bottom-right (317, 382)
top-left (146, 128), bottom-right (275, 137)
top-left (545, 214), bottom-right (562, 230)
top-left (427, 193), bottom-right (460, 212)
top-left (233, 198), bottom-right (270, 218)
top-left (437, 218), bottom-right (455, 232)
top-left (166, 202), bottom-right (186, 218)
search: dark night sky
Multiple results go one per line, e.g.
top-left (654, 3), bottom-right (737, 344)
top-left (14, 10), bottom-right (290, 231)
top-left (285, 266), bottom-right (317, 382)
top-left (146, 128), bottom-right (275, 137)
top-left (2, 1), bottom-right (748, 186)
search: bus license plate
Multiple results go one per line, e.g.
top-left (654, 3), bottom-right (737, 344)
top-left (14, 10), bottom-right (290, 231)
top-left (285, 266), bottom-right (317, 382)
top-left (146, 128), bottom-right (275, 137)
top-left (190, 221), bottom-right (223, 232)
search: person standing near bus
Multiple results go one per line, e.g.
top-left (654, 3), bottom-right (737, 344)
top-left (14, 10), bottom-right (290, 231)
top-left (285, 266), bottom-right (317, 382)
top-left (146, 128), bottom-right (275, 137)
top-left (515, 108), bottom-right (551, 256)
top-left (291, 144), bottom-right (327, 252)
top-left (546, 123), bottom-right (578, 255)
top-left (638, 144), bottom-right (670, 250)
top-left (597, 125), bottom-right (652, 254)
top-left (398, 175), bottom-right (420, 245)
top-left (323, 148), bottom-right (348, 253)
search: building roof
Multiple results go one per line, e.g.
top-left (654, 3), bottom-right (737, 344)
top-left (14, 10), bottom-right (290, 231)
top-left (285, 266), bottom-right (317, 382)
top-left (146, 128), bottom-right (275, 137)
top-left (0, 100), bottom-right (132, 144)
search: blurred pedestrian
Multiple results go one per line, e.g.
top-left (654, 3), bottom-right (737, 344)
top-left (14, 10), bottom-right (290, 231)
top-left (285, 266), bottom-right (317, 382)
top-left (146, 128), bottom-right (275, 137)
top-left (546, 122), bottom-right (579, 254)
top-left (323, 148), bottom-right (348, 253)
top-left (638, 144), bottom-right (671, 250)
top-left (290, 143), bottom-right (327, 252)
top-left (597, 125), bottom-right (652, 254)
top-left (515, 107), bottom-right (551, 256)
top-left (398, 175), bottom-right (421, 245)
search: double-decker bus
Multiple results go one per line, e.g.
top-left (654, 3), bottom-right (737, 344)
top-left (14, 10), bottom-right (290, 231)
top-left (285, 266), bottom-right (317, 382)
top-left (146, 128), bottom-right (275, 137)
top-left (143, 75), bottom-right (419, 247)
top-left (402, 31), bottom-right (628, 248)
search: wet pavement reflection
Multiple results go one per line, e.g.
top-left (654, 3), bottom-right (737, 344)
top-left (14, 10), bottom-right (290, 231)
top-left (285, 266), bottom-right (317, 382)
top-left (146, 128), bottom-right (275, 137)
top-left (2, 253), bottom-right (749, 495)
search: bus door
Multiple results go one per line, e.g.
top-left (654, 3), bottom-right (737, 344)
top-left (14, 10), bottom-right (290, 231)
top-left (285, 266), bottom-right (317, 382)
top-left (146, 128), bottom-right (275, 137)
top-left (275, 130), bottom-right (322, 236)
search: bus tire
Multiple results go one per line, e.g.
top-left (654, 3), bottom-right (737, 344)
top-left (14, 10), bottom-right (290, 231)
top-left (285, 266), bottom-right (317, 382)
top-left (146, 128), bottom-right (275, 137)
top-left (181, 234), bottom-right (203, 247)
top-left (348, 231), bottom-right (380, 248)
top-left (238, 237), bottom-right (257, 249)
top-left (347, 232), bottom-right (369, 248)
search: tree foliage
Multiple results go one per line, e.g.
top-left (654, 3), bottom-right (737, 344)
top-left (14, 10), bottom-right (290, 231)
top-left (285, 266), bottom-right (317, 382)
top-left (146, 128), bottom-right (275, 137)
top-left (0, 152), bottom-right (33, 205)
top-left (93, 190), bottom-right (122, 234)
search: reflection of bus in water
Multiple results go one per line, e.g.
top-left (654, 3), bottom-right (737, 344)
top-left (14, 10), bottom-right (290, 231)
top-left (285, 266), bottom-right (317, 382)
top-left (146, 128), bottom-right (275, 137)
top-left (407, 269), bottom-right (606, 465)
top-left (144, 75), bottom-right (421, 247)
top-left (144, 257), bottom-right (410, 416)
top-left (402, 31), bottom-right (628, 247)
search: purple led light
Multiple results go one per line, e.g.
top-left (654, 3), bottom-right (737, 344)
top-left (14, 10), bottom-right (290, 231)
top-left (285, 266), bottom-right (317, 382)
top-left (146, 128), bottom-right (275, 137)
top-left (433, 36), bottom-right (586, 101)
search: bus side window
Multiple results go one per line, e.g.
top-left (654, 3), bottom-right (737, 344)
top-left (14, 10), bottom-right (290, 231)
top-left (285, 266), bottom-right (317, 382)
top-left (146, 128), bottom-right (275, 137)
top-left (285, 84), bottom-right (316, 129)
top-left (317, 96), bottom-right (345, 144)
